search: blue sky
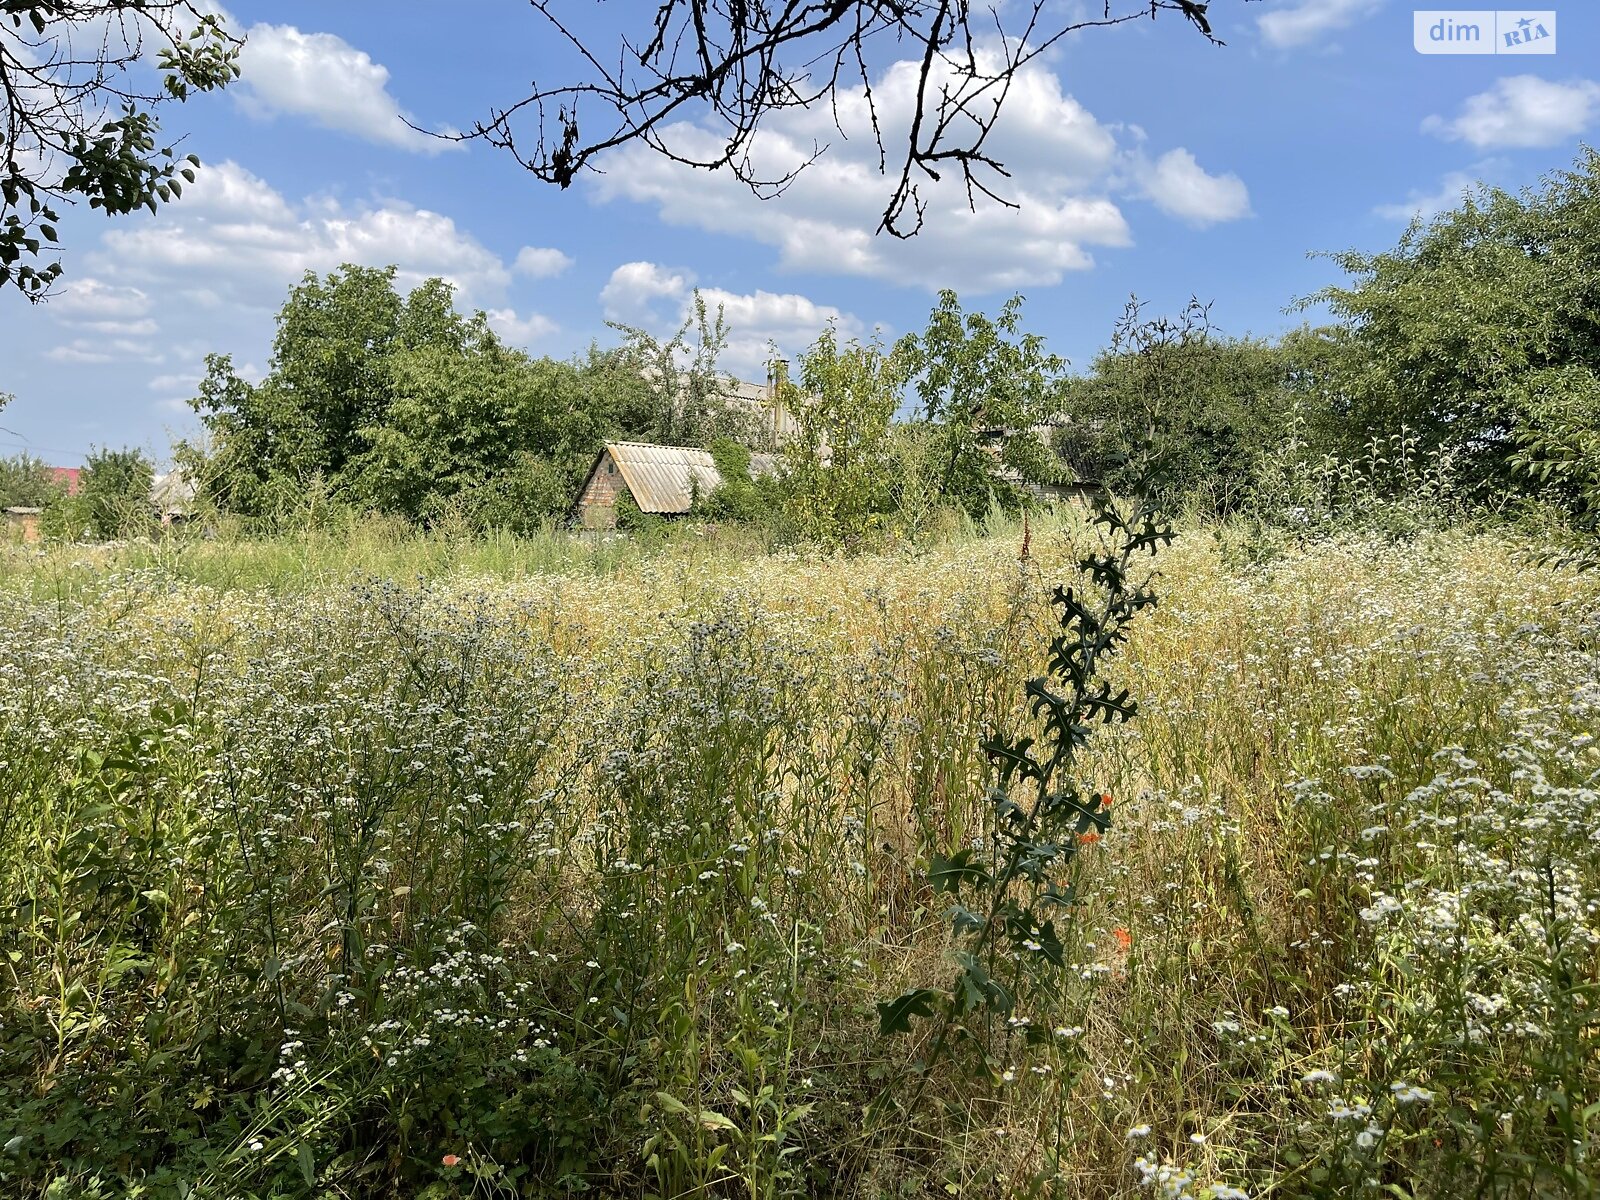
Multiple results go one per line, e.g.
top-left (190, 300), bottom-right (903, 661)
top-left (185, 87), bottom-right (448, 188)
top-left (1, 0), bottom-right (1596, 466)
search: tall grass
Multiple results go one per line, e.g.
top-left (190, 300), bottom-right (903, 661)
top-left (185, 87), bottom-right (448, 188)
top-left (0, 516), bottom-right (1595, 1198)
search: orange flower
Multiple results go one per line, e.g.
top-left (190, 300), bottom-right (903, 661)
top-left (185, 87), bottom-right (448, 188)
top-left (1112, 927), bottom-right (1132, 952)
top-left (442, 1155), bottom-right (462, 1168)
top-left (1077, 831), bottom-right (1101, 845)
top-left (1100, 792), bottom-right (1114, 809)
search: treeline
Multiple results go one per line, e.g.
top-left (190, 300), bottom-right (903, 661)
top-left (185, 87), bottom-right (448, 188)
top-left (178, 272), bottom-right (773, 532)
top-left (0, 448), bottom-right (156, 540)
top-left (10, 147), bottom-right (1597, 554)
top-left (170, 269), bottom-right (1076, 545)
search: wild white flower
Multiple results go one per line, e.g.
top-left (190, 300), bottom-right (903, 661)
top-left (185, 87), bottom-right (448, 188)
top-left (1390, 1083), bottom-right (1435, 1104)
top-left (1359, 894), bottom-right (1403, 922)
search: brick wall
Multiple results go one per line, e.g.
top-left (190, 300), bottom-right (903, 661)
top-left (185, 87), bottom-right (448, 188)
top-left (575, 451), bottom-right (625, 528)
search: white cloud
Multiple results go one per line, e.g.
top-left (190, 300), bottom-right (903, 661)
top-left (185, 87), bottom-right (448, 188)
top-left (46, 338), bottom-right (164, 364)
top-left (588, 48), bottom-right (1209, 291)
top-left (1422, 75), bottom-right (1600, 148)
top-left (72, 317), bottom-right (161, 337)
top-left (49, 278), bottom-right (151, 321)
top-left (486, 308), bottom-right (558, 345)
top-left (1258, 0), bottom-right (1386, 49)
top-left (61, 160), bottom-right (546, 429)
top-left (1373, 170), bottom-right (1483, 221)
top-left (600, 261), bottom-right (699, 325)
top-left (514, 246), bottom-right (575, 278)
top-left (235, 22), bottom-right (456, 154)
top-left (699, 287), bottom-right (866, 378)
top-left (1136, 149), bottom-right (1253, 226)
top-left (148, 372), bottom-right (201, 395)
top-left (598, 262), bottom-right (866, 378)
top-left (92, 160), bottom-right (515, 310)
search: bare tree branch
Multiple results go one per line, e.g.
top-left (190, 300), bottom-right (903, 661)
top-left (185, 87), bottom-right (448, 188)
top-left (438, 1), bottom-right (1247, 237)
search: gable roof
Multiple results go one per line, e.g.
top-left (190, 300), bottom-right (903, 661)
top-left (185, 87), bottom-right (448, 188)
top-left (149, 469), bottom-right (196, 515)
top-left (600, 441), bottom-right (778, 514)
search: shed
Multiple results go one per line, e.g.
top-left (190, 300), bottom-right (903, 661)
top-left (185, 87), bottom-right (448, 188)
top-left (574, 441), bottom-right (779, 529)
top-left (3, 507), bottom-right (43, 543)
top-left (149, 469), bottom-right (197, 524)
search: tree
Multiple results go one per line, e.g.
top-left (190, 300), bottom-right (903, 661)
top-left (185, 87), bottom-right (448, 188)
top-left (1511, 364), bottom-right (1600, 569)
top-left (0, 452), bottom-right (55, 509)
top-left (349, 329), bottom-right (578, 527)
top-left (76, 445), bottom-right (153, 537)
top-left (1, 3), bottom-right (239, 298)
top-left (1300, 147), bottom-right (1600, 499)
top-left (186, 264), bottom-right (758, 528)
top-left (452, 1), bottom-right (1231, 237)
top-left (1056, 298), bottom-right (1293, 513)
top-left (187, 266), bottom-right (473, 515)
top-left (781, 324), bottom-right (910, 546)
top-left (903, 289), bottom-right (1066, 516)
top-left (609, 291), bottom-right (770, 449)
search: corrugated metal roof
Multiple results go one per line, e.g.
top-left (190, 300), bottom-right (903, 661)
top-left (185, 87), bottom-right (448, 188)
top-left (603, 442), bottom-right (779, 514)
top-left (149, 469), bottom-right (196, 514)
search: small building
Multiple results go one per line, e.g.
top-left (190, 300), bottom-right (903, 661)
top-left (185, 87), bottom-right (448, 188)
top-left (149, 469), bottom-right (196, 525)
top-left (574, 441), bottom-right (779, 529)
top-left (3, 507), bottom-right (43, 543)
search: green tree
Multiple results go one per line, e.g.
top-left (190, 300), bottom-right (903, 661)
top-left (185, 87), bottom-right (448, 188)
top-left (187, 264), bottom-right (721, 528)
top-left (610, 291), bottom-right (769, 449)
top-left (186, 267), bottom-right (475, 517)
top-left (76, 446), bottom-right (154, 538)
top-left (1056, 299), bottom-right (1295, 513)
top-left (696, 436), bottom-right (780, 523)
top-left (2, 3), bottom-right (239, 298)
top-left (781, 326), bottom-right (910, 547)
top-left (0, 452), bottom-right (55, 509)
top-left (1301, 147), bottom-right (1600, 498)
top-left (903, 290), bottom-right (1067, 516)
top-left (1511, 364), bottom-right (1600, 569)
top-left (349, 326), bottom-right (572, 526)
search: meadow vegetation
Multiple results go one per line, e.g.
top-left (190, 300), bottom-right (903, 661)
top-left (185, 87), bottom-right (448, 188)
top-left (0, 507), bottom-right (1596, 1198)
top-left (2, 144), bottom-right (1599, 1200)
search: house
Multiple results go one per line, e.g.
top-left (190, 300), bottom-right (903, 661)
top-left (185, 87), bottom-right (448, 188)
top-left (149, 469), bottom-right (196, 524)
top-left (574, 441), bottom-right (779, 529)
top-left (724, 363), bottom-right (803, 445)
top-left (976, 424), bottom-right (1102, 506)
top-left (3, 507), bottom-right (42, 543)
top-left (637, 363), bottom-right (806, 448)
top-left (49, 467), bottom-right (81, 495)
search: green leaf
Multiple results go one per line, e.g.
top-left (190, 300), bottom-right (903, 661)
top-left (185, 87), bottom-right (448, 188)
top-left (297, 1142), bottom-right (315, 1187)
top-left (653, 1091), bottom-right (688, 1115)
top-left (877, 987), bottom-right (942, 1035)
top-left (928, 848), bottom-right (990, 895)
top-left (949, 904), bottom-right (985, 936)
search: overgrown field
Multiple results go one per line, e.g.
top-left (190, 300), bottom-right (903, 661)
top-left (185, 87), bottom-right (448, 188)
top-left (1, 520), bottom-right (1597, 1199)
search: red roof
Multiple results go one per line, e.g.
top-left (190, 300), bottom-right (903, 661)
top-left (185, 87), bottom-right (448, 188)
top-left (50, 467), bottom-right (81, 495)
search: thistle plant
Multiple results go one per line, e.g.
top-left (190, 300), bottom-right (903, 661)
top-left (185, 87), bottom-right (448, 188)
top-left (877, 474), bottom-right (1173, 1080)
